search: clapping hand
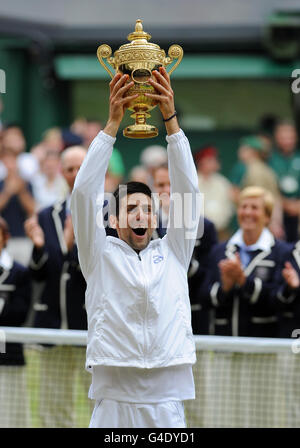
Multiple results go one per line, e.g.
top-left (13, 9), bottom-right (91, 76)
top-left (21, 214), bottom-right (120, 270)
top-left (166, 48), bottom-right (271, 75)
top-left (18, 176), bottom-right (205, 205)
top-left (219, 253), bottom-right (246, 292)
top-left (24, 215), bottom-right (45, 249)
top-left (282, 261), bottom-right (300, 290)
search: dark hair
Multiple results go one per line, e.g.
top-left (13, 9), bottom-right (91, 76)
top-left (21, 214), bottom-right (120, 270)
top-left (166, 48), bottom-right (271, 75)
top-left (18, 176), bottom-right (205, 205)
top-left (112, 181), bottom-right (153, 217)
top-left (3, 122), bottom-right (23, 132)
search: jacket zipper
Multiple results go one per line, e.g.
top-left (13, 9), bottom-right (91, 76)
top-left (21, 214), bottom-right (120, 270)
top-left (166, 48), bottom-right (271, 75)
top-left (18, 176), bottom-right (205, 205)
top-left (137, 252), bottom-right (149, 367)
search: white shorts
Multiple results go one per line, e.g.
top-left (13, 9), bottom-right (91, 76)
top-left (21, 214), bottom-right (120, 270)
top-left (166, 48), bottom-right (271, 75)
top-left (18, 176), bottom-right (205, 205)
top-left (89, 399), bottom-right (186, 428)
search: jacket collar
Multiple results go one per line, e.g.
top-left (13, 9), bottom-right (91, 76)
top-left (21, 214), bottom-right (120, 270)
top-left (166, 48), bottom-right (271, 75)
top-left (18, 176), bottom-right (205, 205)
top-left (106, 235), bottom-right (161, 257)
top-left (227, 227), bottom-right (275, 252)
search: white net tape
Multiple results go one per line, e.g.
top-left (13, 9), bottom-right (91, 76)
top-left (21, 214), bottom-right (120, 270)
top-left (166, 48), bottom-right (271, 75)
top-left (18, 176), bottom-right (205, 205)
top-left (0, 327), bottom-right (299, 428)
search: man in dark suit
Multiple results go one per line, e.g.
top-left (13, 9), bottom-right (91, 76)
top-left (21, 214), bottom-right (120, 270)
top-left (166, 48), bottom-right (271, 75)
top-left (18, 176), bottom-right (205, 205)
top-left (0, 217), bottom-right (32, 427)
top-left (25, 145), bottom-right (90, 428)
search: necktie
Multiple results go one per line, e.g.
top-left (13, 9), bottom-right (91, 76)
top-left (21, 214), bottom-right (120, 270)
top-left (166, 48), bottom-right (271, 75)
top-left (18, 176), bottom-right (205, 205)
top-left (239, 247), bottom-right (253, 268)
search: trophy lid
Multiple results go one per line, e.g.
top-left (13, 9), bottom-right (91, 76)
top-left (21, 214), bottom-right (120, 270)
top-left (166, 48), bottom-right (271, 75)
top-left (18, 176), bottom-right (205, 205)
top-left (113, 19), bottom-right (165, 67)
top-left (127, 19), bottom-right (151, 44)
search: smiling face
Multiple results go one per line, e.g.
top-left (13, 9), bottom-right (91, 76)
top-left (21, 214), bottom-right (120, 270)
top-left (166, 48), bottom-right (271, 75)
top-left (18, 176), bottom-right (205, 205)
top-left (237, 196), bottom-right (269, 236)
top-left (111, 192), bottom-right (157, 252)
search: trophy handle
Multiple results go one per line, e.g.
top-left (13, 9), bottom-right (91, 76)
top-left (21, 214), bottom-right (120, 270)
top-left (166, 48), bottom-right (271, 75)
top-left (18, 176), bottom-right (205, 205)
top-left (164, 45), bottom-right (183, 75)
top-left (97, 44), bottom-right (115, 79)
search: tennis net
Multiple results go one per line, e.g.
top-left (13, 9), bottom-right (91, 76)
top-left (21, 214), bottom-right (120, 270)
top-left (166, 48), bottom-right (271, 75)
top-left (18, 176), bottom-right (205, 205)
top-left (0, 327), bottom-right (299, 428)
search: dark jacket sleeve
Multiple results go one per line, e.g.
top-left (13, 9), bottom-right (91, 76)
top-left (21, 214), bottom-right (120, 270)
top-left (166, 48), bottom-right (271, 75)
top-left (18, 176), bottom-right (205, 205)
top-left (0, 264), bottom-right (32, 326)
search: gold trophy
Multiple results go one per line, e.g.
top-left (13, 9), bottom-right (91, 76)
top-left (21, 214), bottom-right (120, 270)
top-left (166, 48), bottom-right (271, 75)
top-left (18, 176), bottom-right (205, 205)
top-left (97, 19), bottom-right (183, 139)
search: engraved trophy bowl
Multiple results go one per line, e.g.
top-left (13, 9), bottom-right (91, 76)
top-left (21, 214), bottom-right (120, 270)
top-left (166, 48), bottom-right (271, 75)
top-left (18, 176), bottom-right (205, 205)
top-left (97, 19), bottom-right (183, 139)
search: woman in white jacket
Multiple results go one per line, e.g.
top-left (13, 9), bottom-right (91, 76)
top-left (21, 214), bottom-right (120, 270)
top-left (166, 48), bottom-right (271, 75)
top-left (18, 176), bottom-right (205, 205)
top-left (71, 67), bottom-right (201, 428)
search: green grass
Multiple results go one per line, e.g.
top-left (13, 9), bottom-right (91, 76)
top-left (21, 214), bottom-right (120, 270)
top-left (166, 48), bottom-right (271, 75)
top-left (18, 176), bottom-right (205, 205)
top-left (25, 347), bottom-right (91, 428)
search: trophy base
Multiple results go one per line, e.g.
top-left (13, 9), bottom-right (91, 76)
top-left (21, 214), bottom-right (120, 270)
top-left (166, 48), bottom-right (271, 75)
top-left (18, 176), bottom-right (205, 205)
top-left (123, 124), bottom-right (158, 139)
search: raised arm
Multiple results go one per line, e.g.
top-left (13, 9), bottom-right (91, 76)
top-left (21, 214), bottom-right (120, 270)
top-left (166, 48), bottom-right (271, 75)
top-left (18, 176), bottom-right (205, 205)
top-left (71, 74), bottom-right (138, 277)
top-left (146, 68), bottom-right (201, 269)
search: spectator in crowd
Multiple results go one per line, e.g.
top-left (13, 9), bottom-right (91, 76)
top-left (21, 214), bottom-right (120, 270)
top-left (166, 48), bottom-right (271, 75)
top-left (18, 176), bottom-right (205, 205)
top-left (195, 145), bottom-right (234, 241)
top-left (256, 113), bottom-right (279, 157)
top-left (82, 119), bottom-right (102, 149)
top-left (140, 143), bottom-right (168, 188)
top-left (0, 147), bottom-right (35, 265)
top-left (30, 142), bottom-right (48, 167)
top-left (104, 146), bottom-right (125, 193)
top-left (152, 163), bottom-right (170, 238)
top-left (230, 136), bottom-right (278, 198)
top-left (128, 165), bottom-right (149, 185)
top-left (1, 124), bottom-right (39, 181)
top-left (29, 127), bottom-right (64, 171)
top-left (268, 120), bottom-right (300, 242)
top-left (0, 217), bottom-right (31, 427)
top-left (70, 117), bottom-right (88, 141)
top-left (230, 135), bottom-right (283, 239)
top-left (24, 145), bottom-right (90, 428)
top-left (41, 127), bottom-right (65, 154)
top-left (32, 150), bottom-right (68, 211)
top-left (202, 186), bottom-right (290, 338)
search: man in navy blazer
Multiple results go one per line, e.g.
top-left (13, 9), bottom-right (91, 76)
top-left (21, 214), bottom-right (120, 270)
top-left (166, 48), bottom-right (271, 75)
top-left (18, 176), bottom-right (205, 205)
top-left (0, 217), bottom-right (32, 427)
top-left (25, 145), bottom-right (90, 428)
